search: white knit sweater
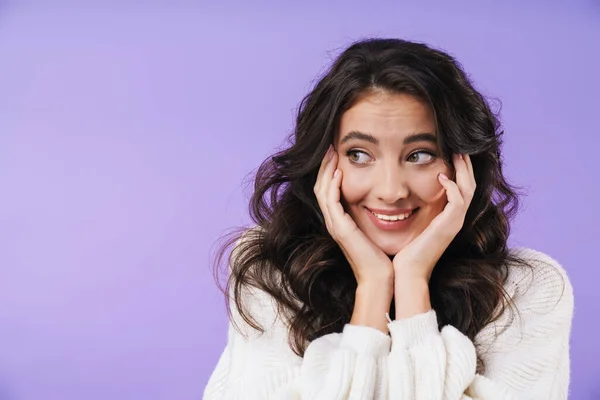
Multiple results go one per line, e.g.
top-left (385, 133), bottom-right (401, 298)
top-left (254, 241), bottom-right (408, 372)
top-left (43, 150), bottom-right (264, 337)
top-left (204, 248), bottom-right (573, 400)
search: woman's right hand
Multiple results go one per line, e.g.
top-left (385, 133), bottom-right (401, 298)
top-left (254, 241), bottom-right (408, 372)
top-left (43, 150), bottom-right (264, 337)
top-left (314, 146), bottom-right (394, 331)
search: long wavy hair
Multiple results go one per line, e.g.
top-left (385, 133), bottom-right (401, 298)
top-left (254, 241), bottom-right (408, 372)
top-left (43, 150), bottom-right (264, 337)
top-left (213, 38), bottom-right (531, 372)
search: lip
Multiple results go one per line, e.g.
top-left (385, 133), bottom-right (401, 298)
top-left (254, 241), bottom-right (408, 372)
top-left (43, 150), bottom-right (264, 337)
top-left (365, 207), bottom-right (419, 231)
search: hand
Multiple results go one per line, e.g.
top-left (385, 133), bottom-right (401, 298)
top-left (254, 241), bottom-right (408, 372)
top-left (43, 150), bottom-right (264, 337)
top-left (314, 145), bottom-right (394, 332)
top-left (392, 153), bottom-right (477, 282)
top-left (314, 146), bottom-right (394, 289)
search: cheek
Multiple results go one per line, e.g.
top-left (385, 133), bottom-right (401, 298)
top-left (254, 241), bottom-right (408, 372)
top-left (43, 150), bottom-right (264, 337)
top-left (409, 168), bottom-right (449, 204)
top-left (412, 178), bottom-right (443, 200)
top-left (339, 168), bottom-right (369, 204)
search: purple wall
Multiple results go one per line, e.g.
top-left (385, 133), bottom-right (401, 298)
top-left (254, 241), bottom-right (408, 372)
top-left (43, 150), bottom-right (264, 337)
top-left (0, 2), bottom-right (598, 399)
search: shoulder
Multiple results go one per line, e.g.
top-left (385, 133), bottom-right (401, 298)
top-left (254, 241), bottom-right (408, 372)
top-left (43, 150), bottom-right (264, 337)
top-left (475, 248), bottom-right (574, 352)
top-left (507, 247), bottom-right (573, 308)
top-left (505, 248), bottom-right (574, 322)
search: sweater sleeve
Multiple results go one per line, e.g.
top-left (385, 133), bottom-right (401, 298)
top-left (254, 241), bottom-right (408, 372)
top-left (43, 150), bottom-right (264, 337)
top-left (203, 281), bottom-right (393, 400)
top-left (385, 249), bottom-right (574, 400)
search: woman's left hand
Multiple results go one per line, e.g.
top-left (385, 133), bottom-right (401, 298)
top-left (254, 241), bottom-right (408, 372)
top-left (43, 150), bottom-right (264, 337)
top-left (392, 153), bottom-right (477, 282)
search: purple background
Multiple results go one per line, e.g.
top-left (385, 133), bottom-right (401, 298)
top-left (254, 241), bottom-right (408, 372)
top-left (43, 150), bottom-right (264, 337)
top-left (1, 1), bottom-right (598, 399)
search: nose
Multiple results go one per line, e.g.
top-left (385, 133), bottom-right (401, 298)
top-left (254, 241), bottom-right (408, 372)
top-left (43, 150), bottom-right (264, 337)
top-left (374, 165), bottom-right (410, 204)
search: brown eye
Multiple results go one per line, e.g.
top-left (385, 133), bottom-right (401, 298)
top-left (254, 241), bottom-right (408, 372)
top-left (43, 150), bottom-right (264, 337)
top-left (407, 151), bottom-right (435, 164)
top-left (346, 150), bottom-right (372, 164)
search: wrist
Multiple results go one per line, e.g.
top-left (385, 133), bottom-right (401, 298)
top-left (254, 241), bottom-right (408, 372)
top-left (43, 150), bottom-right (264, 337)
top-left (393, 265), bottom-right (431, 283)
top-left (394, 278), bottom-right (431, 320)
top-left (351, 283), bottom-right (393, 334)
top-left (394, 275), bottom-right (429, 289)
top-left (356, 281), bottom-right (394, 304)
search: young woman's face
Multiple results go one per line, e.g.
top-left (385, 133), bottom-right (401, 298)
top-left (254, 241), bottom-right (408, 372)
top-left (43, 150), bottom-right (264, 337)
top-left (335, 91), bottom-right (453, 256)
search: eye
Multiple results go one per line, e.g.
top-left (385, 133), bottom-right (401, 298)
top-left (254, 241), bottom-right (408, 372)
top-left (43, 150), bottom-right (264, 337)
top-left (346, 150), bottom-right (373, 165)
top-left (407, 150), bottom-right (436, 164)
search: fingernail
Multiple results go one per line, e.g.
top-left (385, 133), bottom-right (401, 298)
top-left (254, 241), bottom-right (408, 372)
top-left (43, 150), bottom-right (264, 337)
top-left (439, 173), bottom-right (448, 180)
top-left (327, 146), bottom-right (334, 159)
top-left (334, 169), bottom-right (340, 178)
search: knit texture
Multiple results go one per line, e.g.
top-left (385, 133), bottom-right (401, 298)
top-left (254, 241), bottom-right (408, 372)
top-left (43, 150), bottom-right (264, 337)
top-left (203, 247), bottom-right (574, 400)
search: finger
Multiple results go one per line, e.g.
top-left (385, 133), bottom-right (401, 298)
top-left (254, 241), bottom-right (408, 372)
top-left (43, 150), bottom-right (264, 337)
top-left (314, 146), bottom-right (334, 204)
top-left (318, 150), bottom-right (339, 231)
top-left (314, 145), bottom-right (334, 193)
top-left (459, 153), bottom-right (476, 189)
top-left (452, 154), bottom-right (475, 202)
top-left (327, 167), bottom-right (359, 241)
top-left (439, 172), bottom-right (465, 211)
top-left (463, 153), bottom-right (476, 188)
top-left (326, 167), bottom-right (347, 229)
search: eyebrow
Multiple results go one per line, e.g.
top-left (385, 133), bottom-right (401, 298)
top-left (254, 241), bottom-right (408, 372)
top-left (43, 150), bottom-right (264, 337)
top-left (339, 130), bottom-right (438, 146)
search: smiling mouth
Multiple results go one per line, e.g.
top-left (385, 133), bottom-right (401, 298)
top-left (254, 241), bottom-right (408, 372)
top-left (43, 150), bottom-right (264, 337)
top-left (367, 208), bottom-right (420, 221)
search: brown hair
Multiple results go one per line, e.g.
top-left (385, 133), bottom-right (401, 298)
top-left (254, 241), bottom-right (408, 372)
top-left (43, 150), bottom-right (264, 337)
top-left (214, 38), bottom-right (533, 372)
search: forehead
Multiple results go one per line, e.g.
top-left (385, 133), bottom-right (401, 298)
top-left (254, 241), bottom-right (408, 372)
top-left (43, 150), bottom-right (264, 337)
top-left (339, 92), bottom-right (435, 139)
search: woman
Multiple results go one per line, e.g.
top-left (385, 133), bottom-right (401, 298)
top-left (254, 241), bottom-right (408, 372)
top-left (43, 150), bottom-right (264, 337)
top-left (204, 38), bottom-right (574, 399)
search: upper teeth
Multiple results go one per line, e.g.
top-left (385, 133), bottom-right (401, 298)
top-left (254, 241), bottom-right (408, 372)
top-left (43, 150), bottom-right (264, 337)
top-left (372, 210), bottom-right (413, 221)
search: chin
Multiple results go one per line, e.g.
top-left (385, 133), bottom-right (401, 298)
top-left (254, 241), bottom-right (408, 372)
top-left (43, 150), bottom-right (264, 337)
top-left (371, 235), bottom-right (410, 257)
top-left (379, 244), bottom-right (402, 257)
